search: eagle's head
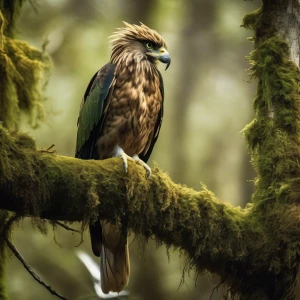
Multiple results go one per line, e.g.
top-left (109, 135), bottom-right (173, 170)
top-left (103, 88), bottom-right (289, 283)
top-left (110, 22), bottom-right (171, 71)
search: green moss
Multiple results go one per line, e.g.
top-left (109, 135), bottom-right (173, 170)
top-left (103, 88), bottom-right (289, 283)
top-left (243, 36), bottom-right (300, 194)
top-left (0, 10), bottom-right (52, 130)
top-left (0, 124), bottom-right (103, 225)
top-left (0, 0), bottom-right (24, 38)
top-left (241, 5), bottom-right (276, 43)
top-left (242, 7), bottom-right (262, 31)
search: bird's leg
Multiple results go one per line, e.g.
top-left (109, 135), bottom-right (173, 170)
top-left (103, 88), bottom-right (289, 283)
top-left (132, 154), bottom-right (151, 178)
top-left (114, 146), bottom-right (134, 173)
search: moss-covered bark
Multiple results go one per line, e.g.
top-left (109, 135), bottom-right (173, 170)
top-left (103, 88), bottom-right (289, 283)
top-left (240, 1), bottom-right (300, 299)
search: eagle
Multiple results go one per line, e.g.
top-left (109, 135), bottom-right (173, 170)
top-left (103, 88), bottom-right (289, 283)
top-left (75, 22), bottom-right (170, 294)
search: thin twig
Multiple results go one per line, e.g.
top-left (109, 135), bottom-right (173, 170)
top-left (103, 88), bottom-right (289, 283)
top-left (208, 279), bottom-right (225, 300)
top-left (4, 215), bottom-right (68, 300)
top-left (5, 237), bottom-right (68, 300)
top-left (40, 144), bottom-right (56, 154)
top-left (55, 221), bottom-right (84, 247)
top-left (56, 221), bottom-right (80, 233)
top-left (47, 144), bottom-right (56, 151)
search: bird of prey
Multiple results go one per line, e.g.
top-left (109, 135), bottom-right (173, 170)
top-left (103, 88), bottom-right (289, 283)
top-left (75, 22), bottom-right (170, 294)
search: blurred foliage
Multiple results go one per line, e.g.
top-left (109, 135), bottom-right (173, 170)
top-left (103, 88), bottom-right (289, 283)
top-left (5, 0), bottom-right (261, 299)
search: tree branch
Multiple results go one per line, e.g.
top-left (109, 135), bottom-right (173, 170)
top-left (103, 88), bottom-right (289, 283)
top-left (55, 221), bottom-right (80, 233)
top-left (5, 237), bottom-right (68, 300)
top-left (0, 124), bottom-right (269, 297)
top-left (2, 119), bottom-right (293, 299)
top-left (2, 215), bottom-right (68, 299)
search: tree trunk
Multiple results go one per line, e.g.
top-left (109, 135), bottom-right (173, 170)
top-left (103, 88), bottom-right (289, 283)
top-left (241, 0), bottom-right (300, 298)
top-left (269, 0), bottom-right (300, 67)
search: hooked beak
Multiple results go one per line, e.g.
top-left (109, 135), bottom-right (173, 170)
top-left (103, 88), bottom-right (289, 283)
top-left (158, 48), bottom-right (171, 71)
top-left (147, 47), bottom-right (171, 71)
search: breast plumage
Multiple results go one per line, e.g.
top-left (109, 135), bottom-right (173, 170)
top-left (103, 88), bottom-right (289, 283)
top-left (98, 62), bottom-right (162, 159)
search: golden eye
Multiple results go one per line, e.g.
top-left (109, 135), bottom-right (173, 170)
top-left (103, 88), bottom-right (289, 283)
top-left (146, 42), bottom-right (153, 49)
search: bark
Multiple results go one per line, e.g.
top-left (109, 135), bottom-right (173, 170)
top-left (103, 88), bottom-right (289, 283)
top-left (266, 0), bottom-right (300, 67)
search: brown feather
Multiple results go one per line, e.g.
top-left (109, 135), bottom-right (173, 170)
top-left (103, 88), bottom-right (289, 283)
top-left (100, 221), bottom-right (130, 293)
top-left (97, 54), bottom-right (162, 158)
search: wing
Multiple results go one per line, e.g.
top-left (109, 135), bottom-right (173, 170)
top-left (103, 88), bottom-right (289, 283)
top-left (139, 70), bottom-right (164, 163)
top-left (75, 63), bottom-right (116, 159)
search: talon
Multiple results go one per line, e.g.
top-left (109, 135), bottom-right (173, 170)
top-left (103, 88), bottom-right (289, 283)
top-left (114, 146), bottom-right (152, 177)
top-left (120, 152), bottom-right (128, 173)
top-left (115, 146), bottom-right (133, 173)
top-left (132, 155), bottom-right (152, 178)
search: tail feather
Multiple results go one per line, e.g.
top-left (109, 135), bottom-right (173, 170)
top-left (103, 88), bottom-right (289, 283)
top-left (100, 220), bottom-right (130, 294)
top-left (89, 222), bottom-right (102, 257)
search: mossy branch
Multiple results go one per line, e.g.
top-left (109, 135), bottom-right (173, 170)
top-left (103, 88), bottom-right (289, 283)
top-left (2, 124), bottom-right (299, 299)
top-left (0, 124), bottom-right (270, 298)
top-left (0, 124), bottom-right (246, 238)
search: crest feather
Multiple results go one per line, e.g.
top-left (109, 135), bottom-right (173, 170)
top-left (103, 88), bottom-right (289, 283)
top-left (109, 22), bottom-right (166, 49)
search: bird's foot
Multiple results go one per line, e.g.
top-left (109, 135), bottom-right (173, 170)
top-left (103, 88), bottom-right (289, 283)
top-left (132, 154), bottom-right (151, 178)
top-left (115, 146), bottom-right (134, 173)
top-left (114, 146), bottom-right (151, 178)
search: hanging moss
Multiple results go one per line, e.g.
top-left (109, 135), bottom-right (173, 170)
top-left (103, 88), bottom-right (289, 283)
top-left (0, 0), bottom-right (24, 38)
top-left (0, 9), bottom-right (52, 129)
